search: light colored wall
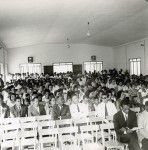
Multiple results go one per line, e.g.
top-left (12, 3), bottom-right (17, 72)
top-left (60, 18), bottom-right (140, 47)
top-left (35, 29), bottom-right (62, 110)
top-left (0, 48), bottom-right (4, 64)
top-left (8, 43), bottom-right (114, 73)
top-left (0, 47), bottom-right (8, 81)
top-left (114, 39), bottom-right (148, 75)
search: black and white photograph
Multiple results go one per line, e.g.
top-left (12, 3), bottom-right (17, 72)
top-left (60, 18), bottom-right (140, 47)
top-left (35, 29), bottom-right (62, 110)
top-left (0, 0), bottom-right (148, 149)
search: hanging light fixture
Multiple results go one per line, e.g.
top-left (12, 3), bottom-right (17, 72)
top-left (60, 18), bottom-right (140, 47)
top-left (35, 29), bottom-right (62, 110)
top-left (66, 38), bottom-right (71, 48)
top-left (86, 22), bottom-right (91, 37)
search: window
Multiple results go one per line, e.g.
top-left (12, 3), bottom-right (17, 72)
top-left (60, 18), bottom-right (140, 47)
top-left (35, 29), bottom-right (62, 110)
top-left (129, 58), bottom-right (141, 75)
top-left (53, 62), bottom-right (73, 73)
top-left (84, 61), bottom-right (103, 73)
top-left (0, 63), bottom-right (3, 74)
top-left (19, 63), bottom-right (42, 74)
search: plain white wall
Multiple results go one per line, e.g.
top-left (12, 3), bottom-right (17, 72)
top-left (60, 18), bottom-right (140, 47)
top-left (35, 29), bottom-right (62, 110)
top-left (8, 43), bottom-right (114, 73)
top-left (114, 39), bottom-right (147, 75)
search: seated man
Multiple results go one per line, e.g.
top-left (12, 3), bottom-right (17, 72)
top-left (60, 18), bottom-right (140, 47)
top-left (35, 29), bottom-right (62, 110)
top-left (70, 94), bottom-right (84, 119)
top-left (138, 101), bottom-right (148, 150)
top-left (10, 97), bottom-right (28, 117)
top-left (113, 98), bottom-right (141, 150)
top-left (28, 97), bottom-right (46, 116)
top-left (96, 92), bottom-right (117, 119)
top-left (52, 95), bottom-right (71, 120)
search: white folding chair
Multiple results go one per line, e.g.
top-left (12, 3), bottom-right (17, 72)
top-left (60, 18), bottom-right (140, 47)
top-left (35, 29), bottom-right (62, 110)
top-left (80, 124), bottom-right (103, 150)
top-left (58, 126), bottom-right (81, 150)
top-left (88, 111), bottom-right (96, 118)
top-left (73, 117), bottom-right (90, 126)
top-left (20, 116), bottom-right (36, 123)
top-left (38, 120), bottom-right (56, 131)
top-left (36, 115), bottom-right (52, 122)
top-left (87, 117), bottom-right (109, 141)
top-left (20, 121), bottom-right (38, 150)
top-left (89, 117), bottom-right (109, 125)
top-left (2, 117), bottom-right (20, 125)
top-left (55, 119), bottom-right (73, 128)
top-left (100, 123), bottom-right (128, 150)
top-left (38, 127), bottom-right (59, 150)
top-left (1, 123), bottom-right (21, 150)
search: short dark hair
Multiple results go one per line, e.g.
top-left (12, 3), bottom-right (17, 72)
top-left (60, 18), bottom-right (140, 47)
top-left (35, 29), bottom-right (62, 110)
top-left (56, 95), bottom-right (64, 100)
top-left (15, 97), bottom-right (21, 101)
top-left (120, 97), bottom-right (130, 107)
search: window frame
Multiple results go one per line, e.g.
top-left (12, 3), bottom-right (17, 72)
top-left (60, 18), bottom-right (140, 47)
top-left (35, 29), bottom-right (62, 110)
top-left (83, 61), bottom-right (103, 73)
top-left (19, 63), bottom-right (42, 74)
top-left (129, 57), bottom-right (141, 76)
top-left (52, 62), bottom-right (73, 73)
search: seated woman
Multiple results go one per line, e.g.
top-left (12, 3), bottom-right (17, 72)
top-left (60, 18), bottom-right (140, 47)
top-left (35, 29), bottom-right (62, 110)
top-left (44, 95), bottom-right (56, 116)
top-left (28, 97), bottom-right (46, 116)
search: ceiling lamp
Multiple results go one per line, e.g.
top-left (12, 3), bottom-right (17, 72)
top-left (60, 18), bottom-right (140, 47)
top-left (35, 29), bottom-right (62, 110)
top-left (86, 22), bottom-right (91, 37)
top-left (66, 38), bottom-right (71, 48)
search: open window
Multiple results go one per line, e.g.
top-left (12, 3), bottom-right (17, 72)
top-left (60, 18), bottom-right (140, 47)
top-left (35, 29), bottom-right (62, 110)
top-left (84, 61), bottom-right (103, 73)
top-left (19, 63), bottom-right (42, 74)
top-left (129, 58), bottom-right (141, 75)
top-left (53, 62), bottom-right (73, 73)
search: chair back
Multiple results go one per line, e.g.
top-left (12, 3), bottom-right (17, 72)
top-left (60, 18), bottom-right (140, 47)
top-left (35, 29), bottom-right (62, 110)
top-left (56, 119), bottom-right (73, 128)
top-left (100, 123), bottom-right (114, 147)
top-left (2, 117), bottom-right (20, 125)
top-left (89, 117), bottom-right (109, 125)
top-left (20, 116), bottom-right (36, 123)
top-left (38, 120), bottom-right (55, 130)
top-left (73, 117), bottom-right (90, 126)
top-left (1, 123), bottom-right (21, 150)
top-left (20, 122), bottom-right (38, 149)
top-left (80, 125), bottom-right (99, 144)
top-left (36, 115), bottom-right (51, 122)
top-left (58, 126), bottom-right (79, 150)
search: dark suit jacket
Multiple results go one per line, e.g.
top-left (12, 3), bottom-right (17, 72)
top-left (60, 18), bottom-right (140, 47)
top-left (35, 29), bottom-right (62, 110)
top-left (28, 104), bottom-right (46, 116)
top-left (113, 110), bottom-right (138, 141)
top-left (52, 104), bottom-right (71, 120)
top-left (10, 104), bottom-right (28, 117)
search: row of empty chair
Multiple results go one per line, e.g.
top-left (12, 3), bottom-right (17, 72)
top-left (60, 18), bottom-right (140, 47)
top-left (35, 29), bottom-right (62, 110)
top-left (0, 115), bottom-right (128, 150)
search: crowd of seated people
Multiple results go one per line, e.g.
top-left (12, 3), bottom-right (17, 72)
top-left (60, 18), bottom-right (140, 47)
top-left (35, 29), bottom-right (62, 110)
top-left (0, 69), bottom-right (147, 119)
top-left (0, 68), bottom-right (148, 149)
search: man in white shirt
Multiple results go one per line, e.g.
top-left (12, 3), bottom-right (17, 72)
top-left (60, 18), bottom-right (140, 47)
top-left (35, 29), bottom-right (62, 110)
top-left (70, 94), bottom-right (84, 119)
top-left (93, 97), bottom-right (100, 111)
top-left (96, 93), bottom-right (117, 119)
top-left (138, 101), bottom-right (148, 150)
top-left (79, 96), bottom-right (90, 117)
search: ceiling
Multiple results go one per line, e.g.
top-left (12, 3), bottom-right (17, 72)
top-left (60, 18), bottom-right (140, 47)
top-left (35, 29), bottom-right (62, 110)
top-left (0, 0), bottom-right (148, 49)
